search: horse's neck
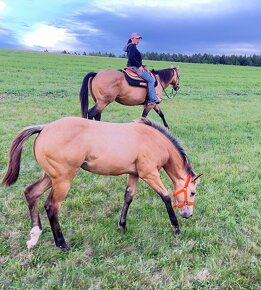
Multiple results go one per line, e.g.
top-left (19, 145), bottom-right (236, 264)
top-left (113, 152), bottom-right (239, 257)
top-left (158, 76), bottom-right (168, 89)
top-left (155, 75), bottom-right (168, 97)
top-left (155, 81), bottom-right (163, 96)
top-left (158, 76), bottom-right (172, 92)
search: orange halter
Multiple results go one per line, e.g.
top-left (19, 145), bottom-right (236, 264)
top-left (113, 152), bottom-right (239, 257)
top-left (172, 175), bottom-right (194, 209)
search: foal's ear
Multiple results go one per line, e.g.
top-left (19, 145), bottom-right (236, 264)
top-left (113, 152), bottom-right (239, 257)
top-left (192, 174), bottom-right (203, 183)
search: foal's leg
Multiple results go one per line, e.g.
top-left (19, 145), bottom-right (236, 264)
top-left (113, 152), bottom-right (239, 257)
top-left (44, 178), bottom-right (72, 251)
top-left (142, 172), bottom-right (180, 235)
top-left (24, 173), bottom-right (52, 249)
top-left (119, 174), bottom-right (139, 231)
top-left (153, 105), bottom-right (169, 129)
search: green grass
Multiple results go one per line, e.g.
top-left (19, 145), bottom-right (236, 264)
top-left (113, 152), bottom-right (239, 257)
top-left (0, 49), bottom-right (260, 289)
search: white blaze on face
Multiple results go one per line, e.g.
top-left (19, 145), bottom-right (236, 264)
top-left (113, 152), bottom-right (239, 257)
top-left (26, 226), bottom-right (42, 249)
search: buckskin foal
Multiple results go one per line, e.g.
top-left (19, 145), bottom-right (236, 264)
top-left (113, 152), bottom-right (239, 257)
top-left (2, 117), bottom-right (201, 251)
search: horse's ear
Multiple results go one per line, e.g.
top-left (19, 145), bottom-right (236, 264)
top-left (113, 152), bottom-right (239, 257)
top-left (192, 174), bottom-right (203, 183)
top-left (176, 66), bottom-right (180, 74)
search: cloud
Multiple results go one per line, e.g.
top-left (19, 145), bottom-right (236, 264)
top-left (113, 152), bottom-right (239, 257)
top-left (22, 23), bottom-right (79, 51)
top-left (0, 0), bottom-right (6, 14)
top-left (206, 42), bottom-right (261, 56)
top-left (65, 19), bottom-right (100, 34)
top-left (1, 0), bottom-right (260, 55)
top-left (87, 0), bottom-right (241, 16)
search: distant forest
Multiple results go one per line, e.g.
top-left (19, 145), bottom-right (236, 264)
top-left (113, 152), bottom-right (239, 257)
top-left (60, 50), bottom-right (261, 66)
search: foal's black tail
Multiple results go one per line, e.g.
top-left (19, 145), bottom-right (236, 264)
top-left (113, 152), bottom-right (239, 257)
top-left (2, 125), bottom-right (44, 186)
top-left (79, 72), bottom-right (97, 118)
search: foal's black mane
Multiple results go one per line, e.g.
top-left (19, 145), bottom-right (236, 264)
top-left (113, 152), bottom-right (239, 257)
top-left (152, 68), bottom-right (175, 83)
top-left (139, 118), bottom-right (195, 176)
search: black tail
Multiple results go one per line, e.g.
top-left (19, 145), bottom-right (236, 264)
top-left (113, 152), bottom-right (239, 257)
top-left (79, 72), bottom-right (97, 118)
top-left (2, 125), bottom-right (44, 186)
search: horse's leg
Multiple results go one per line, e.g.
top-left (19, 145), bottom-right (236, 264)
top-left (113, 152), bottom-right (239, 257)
top-left (94, 112), bottom-right (102, 121)
top-left (118, 174), bottom-right (139, 230)
top-left (142, 172), bottom-right (180, 235)
top-left (88, 102), bottom-right (107, 121)
top-left (88, 104), bottom-right (98, 120)
top-left (142, 103), bottom-right (154, 118)
top-left (24, 173), bottom-right (52, 249)
top-left (153, 105), bottom-right (169, 129)
top-left (44, 178), bottom-right (72, 251)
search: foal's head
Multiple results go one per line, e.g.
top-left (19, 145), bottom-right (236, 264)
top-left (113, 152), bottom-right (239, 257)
top-left (173, 174), bottom-right (202, 219)
top-left (138, 117), bottom-right (202, 219)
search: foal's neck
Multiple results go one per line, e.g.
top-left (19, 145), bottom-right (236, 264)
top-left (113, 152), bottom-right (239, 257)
top-left (165, 149), bottom-right (190, 190)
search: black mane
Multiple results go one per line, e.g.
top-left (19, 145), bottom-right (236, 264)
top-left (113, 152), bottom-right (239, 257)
top-left (152, 68), bottom-right (175, 83)
top-left (138, 118), bottom-right (195, 176)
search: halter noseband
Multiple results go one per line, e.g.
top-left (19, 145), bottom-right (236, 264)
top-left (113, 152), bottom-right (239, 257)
top-left (172, 175), bottom-right (194, 208)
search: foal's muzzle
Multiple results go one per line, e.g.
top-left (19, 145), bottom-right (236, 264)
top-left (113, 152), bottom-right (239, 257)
top-left (181, 212), bottom-right (192, 219)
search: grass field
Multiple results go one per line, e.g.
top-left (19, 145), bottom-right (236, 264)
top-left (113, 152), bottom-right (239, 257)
top-left (0, 49), bottom-right (260, 289)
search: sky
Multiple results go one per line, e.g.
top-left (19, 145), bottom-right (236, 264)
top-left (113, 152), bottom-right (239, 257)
top-left (0, 0), bottom-right (261, 56)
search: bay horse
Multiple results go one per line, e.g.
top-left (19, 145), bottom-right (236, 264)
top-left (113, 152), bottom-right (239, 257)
top-left (2, 117), bottom-right (201, 251)
top-left (79, 67), bottom-right (180, 128)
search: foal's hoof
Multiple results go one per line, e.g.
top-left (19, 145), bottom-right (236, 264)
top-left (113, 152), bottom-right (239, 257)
top-left (61, 246), bottom-right (70, 252)
top-left (58, 244), bottom-right (70, 252)
top-left (174, 227), bottom-right (180, 236)
top-left (118, 222), bottom-right (127, 232)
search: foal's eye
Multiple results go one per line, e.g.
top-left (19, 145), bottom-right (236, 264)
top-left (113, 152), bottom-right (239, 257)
top-left (191, 192), bottom-right (196, 196)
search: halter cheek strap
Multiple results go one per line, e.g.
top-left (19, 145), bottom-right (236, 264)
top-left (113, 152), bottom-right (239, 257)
top-left (172, 175), bottom-right (194, 209)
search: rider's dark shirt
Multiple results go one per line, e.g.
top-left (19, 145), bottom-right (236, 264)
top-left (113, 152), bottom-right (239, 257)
top-left (126, 44), bottom-right (142, 68)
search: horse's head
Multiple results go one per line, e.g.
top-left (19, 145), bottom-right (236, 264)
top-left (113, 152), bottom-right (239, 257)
top-left (173, 174), bottom-right (202, 218)
top-left (170, 67), bottom-right (180, 92)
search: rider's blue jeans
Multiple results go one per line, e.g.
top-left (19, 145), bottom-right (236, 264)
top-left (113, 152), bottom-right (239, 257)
top-left (129, 66), bottom-right (157, 103)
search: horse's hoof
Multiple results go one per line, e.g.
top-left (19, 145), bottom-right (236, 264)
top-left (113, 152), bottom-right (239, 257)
top-left (174, 227), bottom-right (180, 236)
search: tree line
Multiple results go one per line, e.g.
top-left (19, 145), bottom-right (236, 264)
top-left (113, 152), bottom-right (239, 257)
top-left (142, 52), bottom-right (261, 66)
top-left (59, 50), bottom-right (261, 66)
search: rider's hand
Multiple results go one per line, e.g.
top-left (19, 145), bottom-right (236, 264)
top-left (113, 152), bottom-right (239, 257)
top-left (138, 66), bottom-right (144, 72)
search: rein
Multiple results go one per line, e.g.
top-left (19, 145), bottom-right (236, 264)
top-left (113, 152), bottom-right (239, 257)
top-left (172, 175), bottom-right (194, 208)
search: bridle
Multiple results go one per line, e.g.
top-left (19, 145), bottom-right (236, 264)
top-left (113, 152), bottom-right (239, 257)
top-left (172, 67), bottom-right (180, 94)
top-left (157, 68), bottom-right (180, 99)
top-left (172, 175), bottom-right (194, 209)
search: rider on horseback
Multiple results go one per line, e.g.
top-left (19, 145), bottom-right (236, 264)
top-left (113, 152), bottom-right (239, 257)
top-left (124, 32), bottom-right (160, 105)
